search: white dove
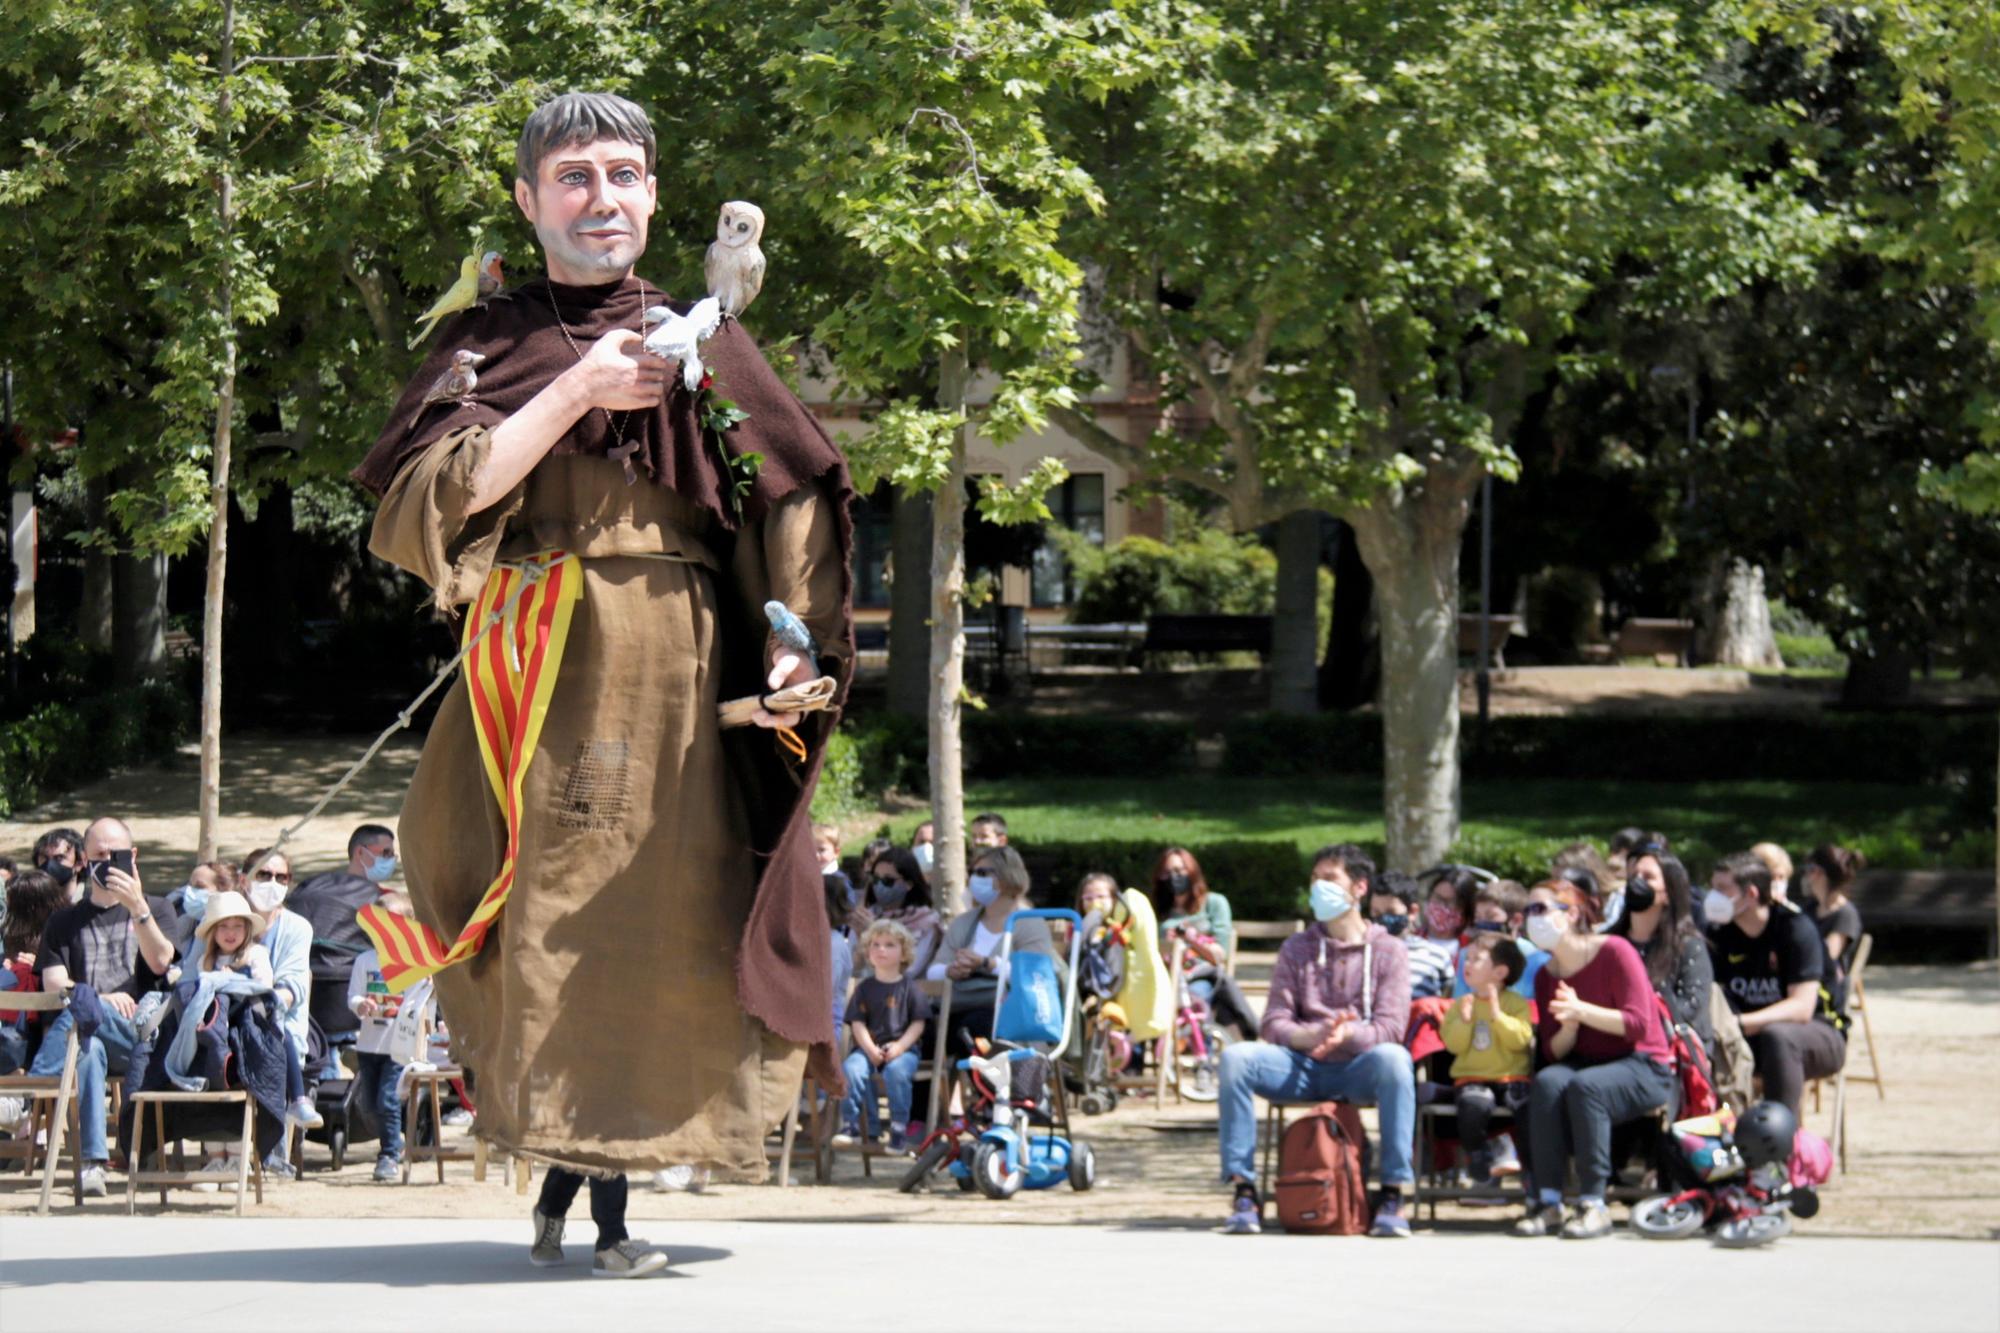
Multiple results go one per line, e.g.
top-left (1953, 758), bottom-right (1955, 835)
top-left (639, 296), bottom-right (723, 390)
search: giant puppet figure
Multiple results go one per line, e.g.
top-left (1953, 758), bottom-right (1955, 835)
top-left (353, 92), bottom-right (851, 1276)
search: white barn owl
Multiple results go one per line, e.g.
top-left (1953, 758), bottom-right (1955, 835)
top-left (704, 200), bottom-right (766, 320)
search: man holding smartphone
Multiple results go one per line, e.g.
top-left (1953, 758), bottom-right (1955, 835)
top-left (31, 817), bottom-right (178, 1196)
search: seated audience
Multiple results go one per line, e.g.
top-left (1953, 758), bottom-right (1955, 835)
top-left (969, 812), bottom-right (1010, 850)
top-left (926, 844), bottom-right (1057, 1058)
top-left (192, 891), bottom-right (321, 1122)
top-left (1443, 934), bottom-right (1533, 1186)
top-left (1074, 872), bottom-right (1127, 1003)
top-left (242, 847), bottom-right (313, 1178)
top-left (1514, 879), bottom-right (1673, 1240)
top-left (1410, 867), bottom-right (1476, 999)
top-left (1606, 826), bottom-right (1651, 881)
top-left (30, 817), bottom-right (180, 1196)
top-left (1154, 846), bottom-right (1256, 1040)
top-left (1750, 842), bottom-right (1796, 905)
top-left (31, 827), bottom-right (84, 900)
top-left (166, 860), bottom-right (239, 959)
top-left (1608, 847), bottom-right (1712, 1052)
top-left (1802, 843), bottom-right (1866, 984)
top-left (1552, 842), bottom-right (1620, 926)
top-left (858, 847), bottom-right (941, 979)
top-left (1217, 842), bottom-right (1414, 1238)
top-left (835, 920), bottom-right (930, 1154)
top-left (1706, 850), bottom-right (1847, 1117)
top-left (0, 868), bottom-right (64, 1080)
top-left (824, 873), bottom-right (852, 1037)
top-left (1452, 879), bottom-right (1545, 1000)
top-left (1365, 872), bottom-right (1416, 943)
top-left (910, 820), bottom-right (936, 876)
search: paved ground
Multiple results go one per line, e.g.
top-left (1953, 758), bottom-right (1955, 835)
top-left (2, 1216), bottom-right (1994, 1332)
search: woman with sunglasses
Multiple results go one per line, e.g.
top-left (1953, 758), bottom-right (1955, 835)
top-left (1513, 879), bottom-right (1673, 1240)
top-left (243, 848), bottom-right (313, 1177)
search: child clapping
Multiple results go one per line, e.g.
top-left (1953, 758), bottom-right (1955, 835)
top-left (835, 920), bottom-right (930, 1154)
top-left (1441, 935), bottom-right (1533, 1186)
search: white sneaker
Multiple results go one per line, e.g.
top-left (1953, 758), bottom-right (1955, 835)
top-left (0, 1094), bottom-right (26, 1129)
top-left (288, 1096), bottom-right (324, 1128)
top-left (652, 1164), bottom-right (710, 1193)
top-left (191, 1155), bottom-right (240, 1193)
top-left (442, 1107), bottom-right (474, 1128)
top-left (593, 1239), bottom-right (669, 1278)
top-left (80, 1164), bottom-right (108, 1197)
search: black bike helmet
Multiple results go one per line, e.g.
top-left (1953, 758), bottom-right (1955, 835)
top-left (1734, 1100), bottom-right (1798, 1170)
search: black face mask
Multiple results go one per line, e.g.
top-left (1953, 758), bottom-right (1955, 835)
top-left (1624, 876), bottom-right (1658, 915)
top-left (41, 861), bottom-right (75, 888)
top-left (1375, 912), bottom-right (1410, 937)
top-left (1160, 871), bottom-right (1192, 897)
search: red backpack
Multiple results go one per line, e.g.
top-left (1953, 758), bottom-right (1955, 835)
top-left (1274, 1101), bottom-right (1370, 1235)
top-left (1658, 994), bottom-right (1717, 1118)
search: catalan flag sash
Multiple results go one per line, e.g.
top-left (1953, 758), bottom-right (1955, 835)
top-left (358, 551), bottom-right (582, 993)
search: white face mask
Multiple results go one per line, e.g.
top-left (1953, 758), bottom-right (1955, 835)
top-left (912, 842), bottom-right (935, 873)
top-left (1524, 911), bottom-right (1567, 953)
top-left (1702, 888), bottom-right (1738, 926)
top-left (1769, 876), bottom-right (1789, 903)
top-left (248, 880), bottom-right (286, 913)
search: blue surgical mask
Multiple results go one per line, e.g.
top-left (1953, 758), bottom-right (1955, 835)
top-left (1469, 920), bottom-right (1508, 935)
top-left (178, 884), bottom-right (210, 918)
top-left (365, 851), bottom-right (398, 884)
top-left (1309, 879), bottom-right (1352, 923)
top-left (968, 873), bottom-right (999, 907)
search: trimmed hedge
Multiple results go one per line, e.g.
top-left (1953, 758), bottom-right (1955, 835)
top-left (841, 712), bottom-right (1196, 791)
top-left (1223, 711), bottom-right (1996, 785)
top-left (0, 676), bottom-right (196, 818)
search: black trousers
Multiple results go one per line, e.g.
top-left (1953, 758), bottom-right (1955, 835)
top-left (1749, 1020), bottom-right (1846, 1117)
top-left (1455, 1080), bottom-right (1531, 1158)
top-left (537, 1168), bottom-right (629, 1250)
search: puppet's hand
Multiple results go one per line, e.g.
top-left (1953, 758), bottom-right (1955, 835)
top-left (749, 651), bottom-right (816, 729)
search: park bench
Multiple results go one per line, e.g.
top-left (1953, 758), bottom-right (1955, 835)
top-left (1227, 919), bottom-right (1302, 996)
top-left (1456, 613), bottom-right (1521, 669)
top-left (1613, 616), bottom-right (1696, 666)
top-left (1850, 869), bottom-right (1996, 955)
top-left (1140, 613), bottom-right (1272, 664)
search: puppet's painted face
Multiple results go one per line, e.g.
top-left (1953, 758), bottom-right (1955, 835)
top-left (516, 137), bottom-right (658, 284)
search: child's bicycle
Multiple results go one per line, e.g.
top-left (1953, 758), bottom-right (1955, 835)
top-left (897, 909), bottom-right (1098, 1198)
top-left (1165, 931), bottom-right (1232, 1103)
top-left (1631, 1101), bottom-right (1822, 1248)
top-left (897, 1052), bottom-right (1002, 1194)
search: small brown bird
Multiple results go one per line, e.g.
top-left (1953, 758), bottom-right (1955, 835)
top-left (418, 349), bottom-right (486, 410)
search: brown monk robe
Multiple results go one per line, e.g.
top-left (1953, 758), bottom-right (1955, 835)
top-left (354, 274), bottom-right (852, 1178)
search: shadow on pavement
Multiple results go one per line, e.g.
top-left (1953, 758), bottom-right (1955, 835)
top-left (0, 1241), bottom-right (731, 1289)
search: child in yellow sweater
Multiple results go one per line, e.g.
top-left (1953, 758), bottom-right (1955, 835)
top-left (1442, 934), bottom-right (1533, 1187)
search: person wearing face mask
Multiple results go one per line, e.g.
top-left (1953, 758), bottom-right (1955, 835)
top-left (1407, 868), bottom-right (1477, 1000)
top-left (240, 847), bottom-right (313, 1179)
top-left (1512, 880), bottom-right (1673, 1240)
top-left (1704, 851), bottom-right (1847, 1118)
top-left (909, 821), bottom-right (937, 876)
top-left (1219, 843), bottom-right (1415, 1238)
top-left (165, 861), bottom-right (238, 961)
top-left (1606, 848), bottom-right (1712, 1052)
top-left (285, 825), bottom-right (403, 1083)
top-left (1448, 880), bottom-right (1547, 1002)
top-left (1750, 842), bottom-right (1795, 907)
top-left (1152, 847), bottom-right (1255, 1041)
top-left (29, 817), bottom-right (181, 1196)
top-left (859, 848), bottom-right (941, 979)
top-left (31, 827), bottom-right (85, 903)
top-left (925, 846), bottom-right (1061, 1064)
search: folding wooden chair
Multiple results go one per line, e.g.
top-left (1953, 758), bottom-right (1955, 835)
top-left (922, 978), bottom-right (956, 1136)
top-left (1226, 920), bottom-right (1301, 995)
top-left (0, 988), bottom-right (81, 1213)
top-left (1843, 934), bottom-right (1885, 1099)
top-left (125, 1089), bottom-right (265, 1215)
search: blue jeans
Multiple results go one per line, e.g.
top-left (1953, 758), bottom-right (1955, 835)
top-left (841, 1048), bottom-right (919, 1137)
top-left (32, 1004), bottom-right (140, 1164)
top-left (356, 1052), bottom-right (406, 1161)
top-left (1218, 1039), bottom-right (1415, 1188)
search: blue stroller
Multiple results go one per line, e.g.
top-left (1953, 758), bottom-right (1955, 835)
top-left (926, 908), bottom-right (1098, 1198)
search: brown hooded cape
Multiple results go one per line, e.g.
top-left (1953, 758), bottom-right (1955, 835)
top-left (355, 274), bottom-right (851, 1176)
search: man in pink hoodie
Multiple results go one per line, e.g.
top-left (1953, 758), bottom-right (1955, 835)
top-left (1219, 843), bottom-right (1414, 1237)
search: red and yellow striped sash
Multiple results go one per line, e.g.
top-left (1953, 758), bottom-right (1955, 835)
top-left (358, 551), bottom-right (581, 993)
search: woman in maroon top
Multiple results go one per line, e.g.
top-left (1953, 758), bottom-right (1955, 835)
top-left (1514, 880), bottom-right (1673, 1240)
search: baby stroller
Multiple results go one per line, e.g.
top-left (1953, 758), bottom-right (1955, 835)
top-left (1631, 1101), bottom-right (1823, 1248)
top-left (911, 909), bottom-right (1098, 1198)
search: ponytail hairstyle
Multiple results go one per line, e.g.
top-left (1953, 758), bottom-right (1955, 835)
top-left (1807, 843), bottom-right (1867, 896)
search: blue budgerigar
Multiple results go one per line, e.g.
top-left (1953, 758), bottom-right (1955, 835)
top-left (763, 600), bottom-right (820, 678)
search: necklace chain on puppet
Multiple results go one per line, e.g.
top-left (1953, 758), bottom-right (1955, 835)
top-left (546, 277), bottom-right (649, 477)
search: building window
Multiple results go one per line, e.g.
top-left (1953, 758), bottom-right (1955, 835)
top-left (852, 482), bottom-right (893, 609)
top-left (1030, 473), bottom-right (1105, 608)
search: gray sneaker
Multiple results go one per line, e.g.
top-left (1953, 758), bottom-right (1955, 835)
top-left (593, 1239), bottom-right (669, 1278)
top-left (373, 1156), bottom-right (401, 1183)
top-left (79, 1163), bottom-right (108, 1197)
top-left (530, 1208), bottom-right (566, 1267)
top-left (1562, 1200), bottom-right (1613, 1239)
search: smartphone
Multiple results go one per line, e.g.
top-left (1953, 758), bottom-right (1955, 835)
top-left (90, 848), bottom-right (136, 886)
